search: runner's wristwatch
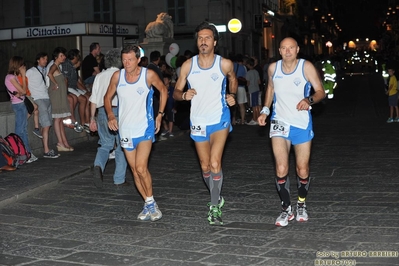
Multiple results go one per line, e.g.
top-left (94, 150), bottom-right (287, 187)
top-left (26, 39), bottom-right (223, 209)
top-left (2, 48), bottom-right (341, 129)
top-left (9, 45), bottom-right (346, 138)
top-left (307, 96), bottom-right (314, 105)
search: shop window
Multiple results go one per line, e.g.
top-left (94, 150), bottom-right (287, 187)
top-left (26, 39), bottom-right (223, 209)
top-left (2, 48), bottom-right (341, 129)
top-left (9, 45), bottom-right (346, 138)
top-left (167, 0), bottom-right (186, 25)
top-left (24, 0), bottom-right (41, 26)
top-left (94, 0), bottom-right (112, 23)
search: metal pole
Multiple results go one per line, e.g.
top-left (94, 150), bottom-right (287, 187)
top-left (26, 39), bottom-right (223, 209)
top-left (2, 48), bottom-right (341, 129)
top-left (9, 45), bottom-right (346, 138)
top-left (112, 0), bottom-right (116, 48)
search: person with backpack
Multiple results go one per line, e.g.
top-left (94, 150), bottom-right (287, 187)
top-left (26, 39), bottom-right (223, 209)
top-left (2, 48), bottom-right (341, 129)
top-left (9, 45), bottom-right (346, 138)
top-left (5, 56), bottom-right (38, 163)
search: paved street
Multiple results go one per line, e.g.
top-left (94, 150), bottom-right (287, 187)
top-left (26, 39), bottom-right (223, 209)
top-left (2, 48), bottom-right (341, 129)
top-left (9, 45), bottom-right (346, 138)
top-left (1, 72), bottom-right (399, 266)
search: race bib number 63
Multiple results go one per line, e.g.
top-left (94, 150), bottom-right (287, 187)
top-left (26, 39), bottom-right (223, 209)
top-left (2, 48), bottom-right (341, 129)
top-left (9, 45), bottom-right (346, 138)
top-left (269, 120), bottom-right (290, 138)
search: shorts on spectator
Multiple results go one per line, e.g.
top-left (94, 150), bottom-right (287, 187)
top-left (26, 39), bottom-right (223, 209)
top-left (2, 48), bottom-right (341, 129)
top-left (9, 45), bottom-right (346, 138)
top-left (237, 86), bottom-right (247, 104)
top-left (34, 98), bottom-right (52, 127)
top-left (388, 94), bottom-right (398, 106)
top-left (249, 91), bottom-right (261, 107)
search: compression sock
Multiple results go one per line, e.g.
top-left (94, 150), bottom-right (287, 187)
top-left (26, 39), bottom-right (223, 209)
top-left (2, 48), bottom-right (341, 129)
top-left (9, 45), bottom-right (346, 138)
top-left (209, 170), bottom-right (223, 206)
top-left (297, 176), bottom-right (310, 202)
top-left (202, 171), bottom-right (211, 190)
top-left (275, 175), bottom-right (291, 208)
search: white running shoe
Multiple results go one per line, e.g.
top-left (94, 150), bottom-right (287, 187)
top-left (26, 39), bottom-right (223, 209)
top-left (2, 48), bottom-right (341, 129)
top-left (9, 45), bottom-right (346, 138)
top-left (275, 205), bottom-right (294, 227)
top-left (26, 153), bottom-right (38, 163)
top-left (137, 204), bottom-right (150, 221)
top-left (296, 202), bottom-right (309, 222)
top-left (147, 201), bottom-right (162, 221)
top-left (108, 150), bottom-right (115, 160)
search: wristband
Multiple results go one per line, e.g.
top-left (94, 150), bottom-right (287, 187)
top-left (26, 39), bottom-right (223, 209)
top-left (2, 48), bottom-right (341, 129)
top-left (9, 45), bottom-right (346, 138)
top-left (260, 106), bottom-right (270, 116)
top-left (158, 111), bottom-right (165, 117)
top-left (182, 92), bottom-right (187, 101)
top-left (230, 93), bottom-right (237, 99)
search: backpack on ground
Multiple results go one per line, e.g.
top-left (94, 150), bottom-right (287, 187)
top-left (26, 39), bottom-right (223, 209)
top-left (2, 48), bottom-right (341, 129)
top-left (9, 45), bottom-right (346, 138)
top-left (5, 133), bottom-right (30, 166)
top-left (0, 136), bottom-right (19, 167)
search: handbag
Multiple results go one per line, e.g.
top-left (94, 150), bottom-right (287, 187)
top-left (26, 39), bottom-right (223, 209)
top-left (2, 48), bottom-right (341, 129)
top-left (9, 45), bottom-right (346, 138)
top-left (24, 97), bottom-right (34, 115)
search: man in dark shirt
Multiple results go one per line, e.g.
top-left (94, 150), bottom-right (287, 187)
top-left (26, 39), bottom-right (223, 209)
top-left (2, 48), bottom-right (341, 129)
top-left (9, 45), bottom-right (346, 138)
top-left (82, 42), bottom-right (101, 86)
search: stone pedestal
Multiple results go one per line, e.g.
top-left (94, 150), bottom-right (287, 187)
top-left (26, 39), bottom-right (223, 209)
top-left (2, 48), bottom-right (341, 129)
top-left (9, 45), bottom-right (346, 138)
top-left (140, 37), bottom-right (174, 57)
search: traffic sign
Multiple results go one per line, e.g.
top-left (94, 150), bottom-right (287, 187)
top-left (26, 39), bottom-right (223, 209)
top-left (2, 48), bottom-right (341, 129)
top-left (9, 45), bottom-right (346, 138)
top-left (228, 18), bottom-right (242, 33)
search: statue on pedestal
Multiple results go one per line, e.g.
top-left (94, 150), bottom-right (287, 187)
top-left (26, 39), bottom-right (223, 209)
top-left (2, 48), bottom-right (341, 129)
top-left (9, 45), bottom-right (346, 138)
top-left (145, 12), bottom-right (174, 39)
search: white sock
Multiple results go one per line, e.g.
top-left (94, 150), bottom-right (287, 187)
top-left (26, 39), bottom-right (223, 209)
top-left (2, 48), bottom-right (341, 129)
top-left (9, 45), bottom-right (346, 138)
top-left (145, 196), bottom-right (154, 204)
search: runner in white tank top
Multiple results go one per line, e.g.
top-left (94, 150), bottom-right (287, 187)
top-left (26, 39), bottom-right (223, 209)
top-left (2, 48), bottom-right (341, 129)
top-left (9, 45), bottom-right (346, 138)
top-left (173, 22), bottom-right (238, 226)
top-left (258, 37), bottom-right (325, 227)
top-left (104, 45), bottom-right (167, 223)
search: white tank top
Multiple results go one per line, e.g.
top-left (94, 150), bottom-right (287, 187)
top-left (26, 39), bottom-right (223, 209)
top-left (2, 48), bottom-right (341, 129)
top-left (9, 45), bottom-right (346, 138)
top-left (271, 59), bottom-right (312, 129)
top-left (117, 68), bottom-right (154, 138)
top-left (187, 55), bottom-right (229, 126)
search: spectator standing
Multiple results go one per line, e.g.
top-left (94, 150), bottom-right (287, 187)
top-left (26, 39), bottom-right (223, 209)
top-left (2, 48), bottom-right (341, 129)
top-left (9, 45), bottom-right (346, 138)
top-left (47, 47), bottom-right (74, 152)
top-left (160, 73), bottom-right (175, 138)
top-left (26, 52), bottom-right (59, 158)
top-left (232, 54), bottom-right (248, 125)
top-left (147, 50), bottom-right (163, 119)
top-left (385, 68), bottom-right (399, 123)
top-left (245, 57), bottom-right (261, 125)
top-left (89, 48), bottom-right (128, 188)
top-left (5, 56), bottom-right (38, 163)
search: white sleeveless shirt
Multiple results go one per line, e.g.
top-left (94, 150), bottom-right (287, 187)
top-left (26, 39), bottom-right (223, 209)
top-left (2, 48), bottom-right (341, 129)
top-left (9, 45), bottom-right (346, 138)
top-left (117, 68), bottom-right (154, 138)
top-left (187, 55), bottom-right (229, 126)
top-left (271, 59), bottom-right (312, 129)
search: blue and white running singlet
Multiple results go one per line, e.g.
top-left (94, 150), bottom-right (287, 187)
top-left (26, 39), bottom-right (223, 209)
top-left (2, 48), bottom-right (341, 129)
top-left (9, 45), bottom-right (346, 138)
top-left (117, 68), bottom-right (154, 143)
top-left (187, 55), bottom-right (230, 129)
top-left (271, 59), bottom-right (312, 129)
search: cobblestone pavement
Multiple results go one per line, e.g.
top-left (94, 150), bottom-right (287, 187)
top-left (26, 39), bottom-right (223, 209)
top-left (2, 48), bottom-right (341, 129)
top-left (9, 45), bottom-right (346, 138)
top-left (1, 73), bottom-right (399, 265)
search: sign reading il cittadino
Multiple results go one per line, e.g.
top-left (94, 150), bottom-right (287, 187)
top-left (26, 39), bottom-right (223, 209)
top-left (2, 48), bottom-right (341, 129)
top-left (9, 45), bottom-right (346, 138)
top-left (88, 23), bottom-right (139, 36)
top-left (11, 23), bottom-right (138, 40)
top-left (13, 23), bottom-right (86, 39)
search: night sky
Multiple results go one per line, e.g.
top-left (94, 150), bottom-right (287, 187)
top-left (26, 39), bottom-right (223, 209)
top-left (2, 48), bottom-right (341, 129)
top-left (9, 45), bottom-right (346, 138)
top-left (333, 0), bottom-right (389, 41)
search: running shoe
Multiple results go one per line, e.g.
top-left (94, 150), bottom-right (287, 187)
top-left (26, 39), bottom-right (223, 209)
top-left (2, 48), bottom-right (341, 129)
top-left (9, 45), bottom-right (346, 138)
top-left (43, 149), bottom-right (59, 159)
top-left (32, 128), bottom-right (43, 139)
top-left (147, 201), bottom-right (162, 221)
top-left (108, 150), bottom-right (115, 160)
top-left (387, 117), bottom-right (394, 123)
top-left (296, 202), bottom-right (309, 222)
top-left (137, 203), bottom-right (150, 221)
top-left (26, 153), bottom-right (38, 164)
top-left (275, 205), bottom-right (294, 227)
top-left (83, 123), bottom-right (90, 133)
top-left (208, 205), bottom-right (223, 226)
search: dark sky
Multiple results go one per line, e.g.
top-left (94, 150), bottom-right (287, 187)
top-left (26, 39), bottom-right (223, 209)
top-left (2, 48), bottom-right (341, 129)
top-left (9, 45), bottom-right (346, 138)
top-left (333, 0), bottom-right (388, 40)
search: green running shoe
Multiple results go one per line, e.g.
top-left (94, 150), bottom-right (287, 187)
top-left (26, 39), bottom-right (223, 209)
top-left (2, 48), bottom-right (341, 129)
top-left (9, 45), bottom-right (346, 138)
top-left (208, 205), bottom-right (223, 226)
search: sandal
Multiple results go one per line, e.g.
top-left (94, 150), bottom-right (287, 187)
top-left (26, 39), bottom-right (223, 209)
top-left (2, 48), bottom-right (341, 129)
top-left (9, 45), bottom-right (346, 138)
top-left (57, 144), bottom-right (73, 152)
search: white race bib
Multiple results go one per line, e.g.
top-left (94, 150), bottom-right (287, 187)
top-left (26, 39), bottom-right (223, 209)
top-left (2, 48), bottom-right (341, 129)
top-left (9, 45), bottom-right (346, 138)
top-left (120, 136), bottom-right (134, 149)
top-left (270, 120), bottom-right (290, 138)
top-left (191, 119), bottom-right (206, 137)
